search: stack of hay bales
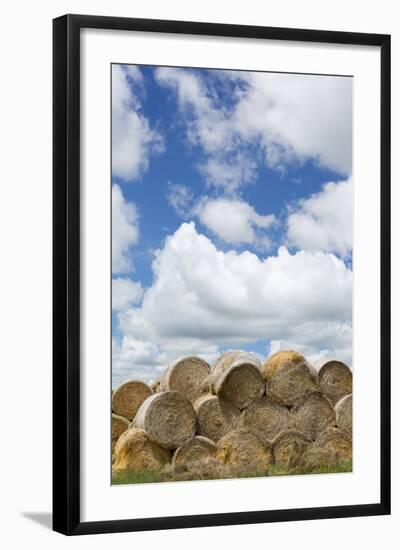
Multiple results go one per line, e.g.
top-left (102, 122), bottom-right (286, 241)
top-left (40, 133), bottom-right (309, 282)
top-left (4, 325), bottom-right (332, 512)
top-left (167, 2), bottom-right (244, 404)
top-left (112, 350), bottom-right (353, 479)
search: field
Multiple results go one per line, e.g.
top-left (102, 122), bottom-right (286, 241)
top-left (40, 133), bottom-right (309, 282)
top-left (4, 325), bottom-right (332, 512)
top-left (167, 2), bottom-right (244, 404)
top-left (112, 459), bottom-right (352, 485)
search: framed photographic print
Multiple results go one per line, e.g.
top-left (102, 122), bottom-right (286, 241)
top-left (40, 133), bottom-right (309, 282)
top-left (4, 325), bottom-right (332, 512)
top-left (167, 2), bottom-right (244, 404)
top-left (53, 14), bottom-right (391, 535)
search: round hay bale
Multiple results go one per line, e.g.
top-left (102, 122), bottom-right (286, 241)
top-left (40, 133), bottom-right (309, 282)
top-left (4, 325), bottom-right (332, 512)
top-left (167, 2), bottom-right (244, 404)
top-left (262, 350), bottom-right (305, 380)
top-left (133, 391), bottom-right (196, 450)
top-left (318, 360), bottom-right (352, 405)
top-left (315, 427), bottom-right (352, 461)
top-left (262, 351), bottom-right (319, 406)
top-left (160, 356), bottom-right (211, 402)
top-left (300, 446), bottom-right (338, 469)
top-left (216, 429), bottom-right (273, 473)
top-left (212, 352), bottom-right (264, 409)
top-left (194, 394), bottom-right (241, 442)
top-left (212, 350), bottom-right (245, 372)
top-left (112, 428), bottom-right (171, 472)
top-left (241, 396), bottom-right (290, 444)
top-left (112, 413), bottom-right (130, 456)
top-left (112, 380), bottom-right (152, 421)
top-left (290, 393), bottom-right (336, 440)
top-left (212, 350), bottom-right (262, 376)
top-left (172, 436), bottom-right (217, 468)
top-left (272, 430), bottom-right (311, 468)
top-left (335, 394), bottom-right (352, 437)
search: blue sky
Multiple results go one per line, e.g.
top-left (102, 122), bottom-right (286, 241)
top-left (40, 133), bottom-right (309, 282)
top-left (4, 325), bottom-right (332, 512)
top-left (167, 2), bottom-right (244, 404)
top-left (111, 64), bottom-right (353, 386)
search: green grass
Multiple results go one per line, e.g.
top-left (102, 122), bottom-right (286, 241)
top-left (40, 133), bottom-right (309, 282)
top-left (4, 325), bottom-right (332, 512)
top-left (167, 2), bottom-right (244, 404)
top-left (112, 469), bottom-right (164, 484)
top-left (112, 460), bottom-right (352, 485)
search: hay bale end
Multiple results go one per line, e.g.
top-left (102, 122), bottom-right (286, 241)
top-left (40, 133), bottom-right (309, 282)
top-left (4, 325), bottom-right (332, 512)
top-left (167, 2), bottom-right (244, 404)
top-left (290, 393), bottom-right (336, 440)
top-left (335, 394), bottom-right (352, 438)
top-left (160, 356), bottom-right (210, 402)
top-left (133, 391), bottom-right (196, 450)
top-left (112, 380), bottom-right (152, 421)
top-left (194, 394), bottom-right (241, 442)
top-left (212, 352), bottom-right (264, 409)
top-left (172, 435), bottom-right (217, 468)
top-left (242, 396), bottom-right (290, 444)
top-left (112, 428), bottom-right (171, 472)
top-left (319, 360), bottom-right (352, 405)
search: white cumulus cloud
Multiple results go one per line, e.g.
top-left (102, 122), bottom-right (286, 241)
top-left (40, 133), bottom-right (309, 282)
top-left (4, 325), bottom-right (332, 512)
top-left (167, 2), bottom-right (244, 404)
top-left (112, 184), bottom-right (139, 273)
top-left (114, 222), bottom-right (352, 382)
top-left (199, 155), bottom-right (257, 194)
top-left (155, 67), bottom-right (352, 192)
top-left (233, 71), bottom-right (352, 175)
top-left (155, 67), bottom-right (232, 153)
top-left (196, 198), bottom-right (276, 246)
top-left (112, 65), bottom-right (163, 181)
top-left (112, 278), bottom-right (144, 312)
top-left (112, 336), bottom-right (219, 388)
top-left (287, 178), bottom-right (353, 257)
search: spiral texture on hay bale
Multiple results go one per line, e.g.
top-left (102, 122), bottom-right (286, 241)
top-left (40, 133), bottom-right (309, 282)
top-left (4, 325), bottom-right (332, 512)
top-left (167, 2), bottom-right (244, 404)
top-left (319, 360), bottom-right (352, 405)
top-left (194, 394), bottom-right (241, 442)
top-left (242, 396), bottom-right (290, 444)
top-left (300, 446), bottom-right (338, 469)
top-left (112, 428), bottom-right (171, 472)
top-left (172, 435), bottom-right (217, 468)
top-left (315, 427), bottom-right (352, 461)
top-left (335, 394), bottom-right (352, 437)
top-left (272, 430), bottom-right (311, 467)
top-left (160, 356), bottom-right (210, 402)
top-left (216, 429), bottom-right (273, 472)
top-left (112, 380), bottom-right (152, 421)
top-left (111, 413), bottom-right (130, 456)
top-left (262, 351), bottom-right (319, 406)
top-left (133, 391), bottom-right (196, 450)
top-left (212, 352), bottom-right (264, 409)
top-left (290, 393), bottom-right (336, 440)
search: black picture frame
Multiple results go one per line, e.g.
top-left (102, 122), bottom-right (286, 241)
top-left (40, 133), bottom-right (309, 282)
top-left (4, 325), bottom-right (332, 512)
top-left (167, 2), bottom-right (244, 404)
top-left (53, 14), bottom-right (391, 535)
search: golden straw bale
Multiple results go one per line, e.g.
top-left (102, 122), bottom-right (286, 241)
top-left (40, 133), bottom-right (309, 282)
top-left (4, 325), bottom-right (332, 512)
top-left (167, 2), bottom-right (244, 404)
top-left (335, 394), bottom-right (352, 438)
top-left (133, 391), bottom-right (196, 450)
top-left (112, 380), bottom-right (152, 421)
top-left (272, 430), bottom-right (311, 468)
top-left (315, 427), bottom-right (352, 461)
top-left (290, 393), bottom-right (336, 440)
top-left (194, 394), bottom-right (241, 442)
top-left (262, 350), bottom-right (305, 380)
top-left (262, 351), bottom-right (319, 406)
top-left (111, 413), bottom-right (130, 456)
top-left (172, 436), bottom-right (217, 468)
top-left (242, 396), bottom-right (290, 444)
top-left (160, 357), bottom-right (210, 402)
top-left (212, 350), bottom-right (244, 372)
top-left (216, 429), bottom-right (273, 473)
top-left (318, 360), bottom-right (352, 405)
top-left (112, 428), bottom-right (171, 472)
top-left (211, 351), bottom-right (264, 409)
